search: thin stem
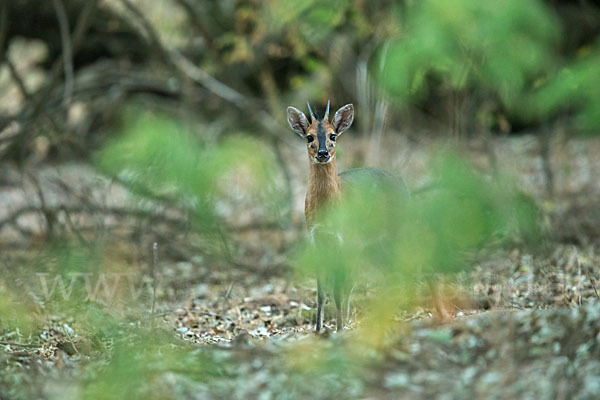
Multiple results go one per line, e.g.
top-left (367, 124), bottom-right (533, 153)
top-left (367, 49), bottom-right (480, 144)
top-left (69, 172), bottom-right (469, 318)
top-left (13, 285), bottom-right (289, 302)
top-left (151, 241), bottom-right (158, 318)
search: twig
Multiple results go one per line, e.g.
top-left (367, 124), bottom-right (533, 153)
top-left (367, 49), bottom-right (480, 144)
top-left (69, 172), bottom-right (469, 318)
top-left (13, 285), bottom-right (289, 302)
top-left (586, 269), bottom-right (600, 299)
top-left (151, 241), bottom-right (158, 318)
top-left (224, 282), bottom-right (234, 299)
top-left (0, 341), bottom-right (39, 348)
top-left (60, 205), bottom-right (89, 246)
top-left (135, 311), bottom-right (170, 323)
top-left (170, 50), bottom-right (249, 107)
top-left (0, 204), bottom-right (186, 232)
top-left (572, 246), bottom-right (582, 306)
top-left (70, 0), bottom-right (98, 51)
top-left (539, 124), bottom-right (554, 197)
top-left (26, 171), bottom-right (55, 237)
top-left (171, 0), bottom-right (214, 44)
top-left (63, 329), bottom-right (80, 356)
top-left (51, 0), bottom-right (74, 104)
top-left (5, 58), bottom-right (33, 102)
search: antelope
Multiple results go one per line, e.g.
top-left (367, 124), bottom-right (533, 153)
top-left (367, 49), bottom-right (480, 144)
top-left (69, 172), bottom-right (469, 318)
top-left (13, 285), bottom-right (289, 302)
top-left (287, 101), bottom-right (407, 332)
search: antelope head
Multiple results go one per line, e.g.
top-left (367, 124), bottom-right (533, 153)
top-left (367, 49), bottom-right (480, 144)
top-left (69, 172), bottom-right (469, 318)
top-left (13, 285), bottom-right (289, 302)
top-left (287, 101), bottom-right (354, 164)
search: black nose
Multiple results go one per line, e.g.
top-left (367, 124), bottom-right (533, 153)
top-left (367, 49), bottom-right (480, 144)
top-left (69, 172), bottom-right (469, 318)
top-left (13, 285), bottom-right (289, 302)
top-left (317, 149), bottom-right (329, 159)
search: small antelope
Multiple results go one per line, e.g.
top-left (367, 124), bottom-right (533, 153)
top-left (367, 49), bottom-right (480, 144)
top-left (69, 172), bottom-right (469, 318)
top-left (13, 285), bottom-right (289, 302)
top-left (287, 101), bottom-right (407, 331)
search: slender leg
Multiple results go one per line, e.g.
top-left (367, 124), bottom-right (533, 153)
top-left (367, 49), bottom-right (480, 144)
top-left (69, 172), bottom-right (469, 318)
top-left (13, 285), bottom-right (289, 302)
top-left (333, 284), bottom-right (343, 331)
top-left (345, 283), bottom-right (357, 324)
top-left (335, 307), bottom-right (343, 332)
top-left (316, 276), bottom-right (325, 332)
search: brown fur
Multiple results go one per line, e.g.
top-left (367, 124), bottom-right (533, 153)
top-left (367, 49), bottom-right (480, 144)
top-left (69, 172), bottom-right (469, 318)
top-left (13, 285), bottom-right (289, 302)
top-left (305, 160), bottom-right (341, 226)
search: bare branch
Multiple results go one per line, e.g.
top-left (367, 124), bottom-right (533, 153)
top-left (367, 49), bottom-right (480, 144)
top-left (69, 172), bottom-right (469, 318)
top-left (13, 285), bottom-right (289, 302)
top-left (171, 0), bottom-right (214, 44)
top-left (51, 0), bottom-right (74, 104)
top-left (0, 1), bottom-right (8, 62)
top-left (0, 341), bottom-right (39, 348)
top-left (169, 50), bottom-right (249, 108)
top-left (117, 0), bottom-right (291, 144)
top-left (25, 171), bottom-right (55, 236)
top-left (0, 205), bottom-right (185, 233)
top-left (5, 58), bottom-right (32, 101)
top-left (586, 269), bottom-right (600, 299)
top-left (118, 0), bottom-right (248, 108)
top-left (71, 0), bottom-right (98, 51)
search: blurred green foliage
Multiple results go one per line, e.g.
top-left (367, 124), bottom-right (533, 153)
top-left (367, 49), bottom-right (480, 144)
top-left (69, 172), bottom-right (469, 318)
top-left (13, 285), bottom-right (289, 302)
top-left (263, 0), bottom-right (349, 43)
top-left (96, 111), bottom-right (284, 234)
top-left (375, 0), bottom-right (600, 131)
top-left (81, 329), bottom-right (224, 400)
top-left (529, 41), bottom-right (600, 131)
top-left (377, 0), bottom-right (559, 106)
top-left (0, 289), bottom-right (37, 337)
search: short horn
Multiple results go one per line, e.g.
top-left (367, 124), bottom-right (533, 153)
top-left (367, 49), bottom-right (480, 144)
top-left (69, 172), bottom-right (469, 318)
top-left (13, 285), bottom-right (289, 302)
top-left (307, 102), bottom-right (316, 122)
top-left (324, 99), bottom-right (330, 121)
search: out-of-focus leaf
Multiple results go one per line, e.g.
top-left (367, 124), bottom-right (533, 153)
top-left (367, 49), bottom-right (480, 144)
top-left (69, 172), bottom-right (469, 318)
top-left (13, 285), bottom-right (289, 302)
top-left (377, 0), bottom-right (559, 109)
top-left (95, 111), bottom-right (278, 232)
top-left (527, 43), bottom-right (600, 131)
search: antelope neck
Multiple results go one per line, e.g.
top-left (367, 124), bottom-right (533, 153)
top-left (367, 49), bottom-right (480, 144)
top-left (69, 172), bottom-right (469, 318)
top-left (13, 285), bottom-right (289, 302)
top-left (305, 158), bottom-right (341, 226)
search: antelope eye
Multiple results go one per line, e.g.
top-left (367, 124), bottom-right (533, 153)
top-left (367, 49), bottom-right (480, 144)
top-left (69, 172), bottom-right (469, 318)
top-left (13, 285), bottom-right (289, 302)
top-left (330, 134), bottom-right (336, 142)
top-left (306, 135), bottom-right (314, 143)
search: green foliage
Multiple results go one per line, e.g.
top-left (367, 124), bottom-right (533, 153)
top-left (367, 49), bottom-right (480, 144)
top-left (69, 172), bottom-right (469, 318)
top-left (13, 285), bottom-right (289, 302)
top-left (528, 42), bottom-right (600, 131)
top-left (376, 0), bottom-right (600, 132)
top-left (377, 0), bottom-right (559, 107)
top-left (0, 289), bottom-right (37, 336)
top-left (96, 111), bottom-right (281, 233)
top-left (262, 0), bottom-right (350, 44)
top-left (82, 329), bottom-right (223, 400)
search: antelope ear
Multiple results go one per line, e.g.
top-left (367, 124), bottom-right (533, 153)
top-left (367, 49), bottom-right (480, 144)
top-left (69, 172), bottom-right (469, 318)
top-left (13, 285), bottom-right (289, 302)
top-left (333, 104), bottom-right (354, 135)
top-left (287, 106), bottom-right (309, 137)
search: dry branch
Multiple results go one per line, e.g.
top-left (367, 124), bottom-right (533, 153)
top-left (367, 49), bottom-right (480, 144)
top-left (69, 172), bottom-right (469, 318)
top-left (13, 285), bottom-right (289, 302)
top-left (51, 0), bottom-right (74, 104)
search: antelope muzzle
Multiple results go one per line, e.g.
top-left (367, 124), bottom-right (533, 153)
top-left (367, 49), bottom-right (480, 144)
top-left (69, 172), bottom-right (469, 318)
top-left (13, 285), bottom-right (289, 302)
top-left (316, 148), bottom-right (330, 162)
